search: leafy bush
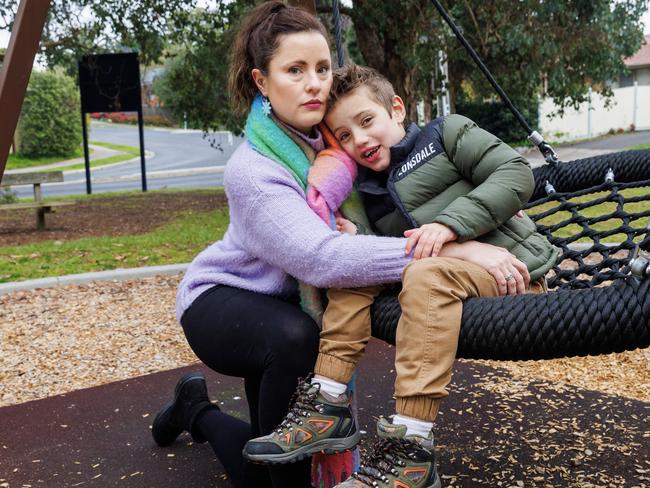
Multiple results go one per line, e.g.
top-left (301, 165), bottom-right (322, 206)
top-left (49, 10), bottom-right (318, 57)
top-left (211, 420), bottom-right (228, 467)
top-left (153, 4), bottom-right (248, 135)
top-left (0, 187), bottom-right (18, 204)
top-left (456, 98), bottom-right (539, 145)
top-left (18, 70), bottom-right (82, 158)
top-left (94, 112), bottom-right (173, 127)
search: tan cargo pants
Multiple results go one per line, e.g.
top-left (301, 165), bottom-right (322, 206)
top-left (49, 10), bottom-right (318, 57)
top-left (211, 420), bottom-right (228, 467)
top-left (315, 257), bottom-right (546, 421)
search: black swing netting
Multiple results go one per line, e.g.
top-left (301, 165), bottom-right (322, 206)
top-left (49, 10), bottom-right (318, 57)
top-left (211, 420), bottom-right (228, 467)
top-left (370, 149), bottom-right (650, 360)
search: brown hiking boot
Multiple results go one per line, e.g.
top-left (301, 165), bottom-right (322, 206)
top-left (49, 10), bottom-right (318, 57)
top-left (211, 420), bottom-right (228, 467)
top-left (333, 417), bottom-right (441, 488)
top-left (242, 376), bottom-right (359, 464)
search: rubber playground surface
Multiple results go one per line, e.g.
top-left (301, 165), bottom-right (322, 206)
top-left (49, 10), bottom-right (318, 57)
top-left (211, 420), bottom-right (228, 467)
top-left (1, 339), bottom-right (647, 488)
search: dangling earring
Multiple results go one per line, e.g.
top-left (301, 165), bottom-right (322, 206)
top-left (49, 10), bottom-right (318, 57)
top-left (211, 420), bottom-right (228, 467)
top-left (261, 96), bottom-right (272, 117)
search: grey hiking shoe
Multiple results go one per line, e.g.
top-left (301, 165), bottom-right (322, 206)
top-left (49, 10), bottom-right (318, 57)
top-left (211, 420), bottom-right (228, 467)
top-left (242, 376), bottom-right (360, 464)
top-left (333, 417), bottom-right (441, 488)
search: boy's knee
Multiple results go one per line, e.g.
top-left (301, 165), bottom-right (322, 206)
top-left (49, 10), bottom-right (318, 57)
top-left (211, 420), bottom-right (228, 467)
top-left (402, 257), bottom-right (461, 286)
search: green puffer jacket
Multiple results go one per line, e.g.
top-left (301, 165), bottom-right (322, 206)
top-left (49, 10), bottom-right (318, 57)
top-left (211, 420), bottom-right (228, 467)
top-left (357, 115), bottom-right (560, 281)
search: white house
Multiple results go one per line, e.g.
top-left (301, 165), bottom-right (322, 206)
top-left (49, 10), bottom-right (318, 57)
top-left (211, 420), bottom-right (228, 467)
top-left (540, 35), bottom-right (650, 141)
top-left (619, 34), bottom-right (650, 87)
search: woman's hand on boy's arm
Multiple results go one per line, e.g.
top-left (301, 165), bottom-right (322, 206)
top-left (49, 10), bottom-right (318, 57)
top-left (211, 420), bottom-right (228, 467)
top-left (336, 217), bottom-right (358, 235)
top-left (404, 223), bottom-right (457, 259)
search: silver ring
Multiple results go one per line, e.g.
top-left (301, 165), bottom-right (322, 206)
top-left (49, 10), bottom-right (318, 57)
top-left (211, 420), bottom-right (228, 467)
top-left (504, 272), bottom-right (514, 282)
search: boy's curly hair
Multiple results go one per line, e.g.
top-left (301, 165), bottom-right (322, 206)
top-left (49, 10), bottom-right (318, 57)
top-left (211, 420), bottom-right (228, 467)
top-left (328, 64), bottom-right (397, 116)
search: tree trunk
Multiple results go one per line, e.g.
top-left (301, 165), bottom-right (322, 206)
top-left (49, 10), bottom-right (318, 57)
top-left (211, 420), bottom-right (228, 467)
top-left (350, 1), bottom-right (420, 124)
top-left (447, 59), bottom-right (459, 114)
top-left (386, 53), bottom-right (418, 123)
top-left (286, 0), bottom-right (316, 14)
top-left (424, 73), bottom-right (433, 122)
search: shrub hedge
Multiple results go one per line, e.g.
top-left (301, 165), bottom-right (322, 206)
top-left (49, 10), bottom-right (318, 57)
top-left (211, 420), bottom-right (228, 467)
top-left (18, 70), bottom-right (82, 158)
top-left (456, 98), bottom-right (539, 145)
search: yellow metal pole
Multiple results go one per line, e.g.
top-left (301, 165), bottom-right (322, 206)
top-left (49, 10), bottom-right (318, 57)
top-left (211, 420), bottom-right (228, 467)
top-left (0, 0), bottom-right (50, 180)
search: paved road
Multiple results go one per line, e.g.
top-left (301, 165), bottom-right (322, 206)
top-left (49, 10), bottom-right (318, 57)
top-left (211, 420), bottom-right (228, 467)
top-left (523, 129), bottom-right (650, 166)
top-left (570, 129), bottom-right (650, 150)
top-left (11, 124), bottom-right (650, 197)
top-left (12, 122), bottom-right (244, 198)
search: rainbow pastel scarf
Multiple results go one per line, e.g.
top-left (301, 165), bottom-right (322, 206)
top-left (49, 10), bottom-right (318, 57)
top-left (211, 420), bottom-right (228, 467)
top-left (246, 94), bottom-right (370, 324)
top-left (307, 124), bottom-right (359, 229)
top-left (246, 96), bottom-right (364, 486)
top-left (246, 94), bottom-right (312, 190)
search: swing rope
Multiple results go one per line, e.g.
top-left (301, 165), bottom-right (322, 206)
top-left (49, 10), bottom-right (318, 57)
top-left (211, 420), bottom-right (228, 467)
top-left (332, 0), bottom-right (345, 67)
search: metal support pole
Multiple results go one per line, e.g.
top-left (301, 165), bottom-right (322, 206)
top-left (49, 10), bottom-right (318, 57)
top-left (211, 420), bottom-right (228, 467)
top-left (436, 49), bottom-right (451, 117)
top-left (138, 109), bottom-right (147, 192)
top-left (81, 111), bottom-right (92, 194)
top-left (633, 81), bottom-right (638, 130)
top-left (0, 0), bottom-right (50, 181)
top-left (587, 87), bottom-right (593, 137)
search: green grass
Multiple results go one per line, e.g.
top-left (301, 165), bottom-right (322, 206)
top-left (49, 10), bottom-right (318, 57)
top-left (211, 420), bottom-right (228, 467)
top-left (0, 205), bottom-right (228, 283)
top-left (3, 179), bottom-right (648, 282)
top-left (528, 186), bottom-right (649, 243)
top-left (627, 142), bottom-right (650, 150)
top-left (60, 141), bottom-right (140, 171)
top-left (91, 141), bottom-right (139, 153)
top-left (6, 147), bottom-right (86, 170)
top-left (5, 141), bottom-right (140, 172)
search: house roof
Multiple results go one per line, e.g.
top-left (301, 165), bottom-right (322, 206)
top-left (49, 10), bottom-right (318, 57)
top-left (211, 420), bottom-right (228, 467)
top-left (625, 35), bottom-right (650, 68)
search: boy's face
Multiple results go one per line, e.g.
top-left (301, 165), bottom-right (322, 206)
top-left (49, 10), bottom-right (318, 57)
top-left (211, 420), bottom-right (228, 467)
top-left (325, 87), bottom-right (406, 172)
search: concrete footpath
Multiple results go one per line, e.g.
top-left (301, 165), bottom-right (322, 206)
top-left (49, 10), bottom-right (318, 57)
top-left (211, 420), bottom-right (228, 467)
top-left (0, 264), bottom-right (189, 295)
top-left (521, 146), bottom-right (616, 167)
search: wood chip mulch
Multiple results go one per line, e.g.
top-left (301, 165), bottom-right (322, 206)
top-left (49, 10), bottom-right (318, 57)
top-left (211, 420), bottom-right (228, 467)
top-left (1, 274), bottom-right (647, 409)
top-left (0, 275), bottom-right (195, 407)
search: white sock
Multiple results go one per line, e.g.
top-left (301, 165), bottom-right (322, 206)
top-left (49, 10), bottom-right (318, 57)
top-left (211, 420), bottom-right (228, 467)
top-left (312, 375), bottom-right (347, 397)
top-left (392, 414), bottom-right (434, 438)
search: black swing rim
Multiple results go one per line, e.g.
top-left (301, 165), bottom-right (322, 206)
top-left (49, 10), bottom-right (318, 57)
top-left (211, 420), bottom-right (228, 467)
top-left (327, 1), bottom-right (650, 360)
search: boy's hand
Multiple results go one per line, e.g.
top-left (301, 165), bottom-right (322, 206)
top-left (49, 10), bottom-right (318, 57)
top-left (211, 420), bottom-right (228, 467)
top-left (336, 217), bottom-right (358, 235)
top-left (404, 223), bottom-right (457, 259)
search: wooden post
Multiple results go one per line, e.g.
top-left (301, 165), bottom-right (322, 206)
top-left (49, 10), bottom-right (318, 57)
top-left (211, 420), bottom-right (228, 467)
top-left (287, 0), bottom-right (316, 14)
top-left (0, 0), bottom-right (50, 182)
top-left (33, 182), bottom-right (45, 229)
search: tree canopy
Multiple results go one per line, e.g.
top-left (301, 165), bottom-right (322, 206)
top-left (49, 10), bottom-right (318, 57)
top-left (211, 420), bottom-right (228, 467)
top-left (0, 0), bottom-right (199, 71)
top-left (153, 2), bottom-right (253, 134)
top-left (339, 0), bottom-right (648, 121)
top-left (2, 0), bottom-right (647, 134)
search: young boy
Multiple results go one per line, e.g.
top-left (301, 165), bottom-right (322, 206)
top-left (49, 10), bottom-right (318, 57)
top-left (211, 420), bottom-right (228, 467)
top-left (243, 65), bottom-right (559, 487)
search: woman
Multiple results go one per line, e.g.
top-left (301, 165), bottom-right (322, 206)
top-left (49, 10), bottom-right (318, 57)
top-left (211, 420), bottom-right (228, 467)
top-left (151, 2), bottom-right (528, 487)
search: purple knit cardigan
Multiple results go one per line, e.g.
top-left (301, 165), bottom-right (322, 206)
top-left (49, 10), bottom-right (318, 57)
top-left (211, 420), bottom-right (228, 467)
top-left (175, 140), bottom-right (412, 322)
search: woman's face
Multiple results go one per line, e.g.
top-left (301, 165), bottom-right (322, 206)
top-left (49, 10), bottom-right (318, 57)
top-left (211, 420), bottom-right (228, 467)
top-left (252, 31), bottom-right (332, 134)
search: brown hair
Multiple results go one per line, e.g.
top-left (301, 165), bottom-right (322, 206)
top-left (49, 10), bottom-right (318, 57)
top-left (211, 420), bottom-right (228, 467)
top-left (328, 64), bottom-right (396, 116)
top-left (228, 1), bottom-right (329, 117)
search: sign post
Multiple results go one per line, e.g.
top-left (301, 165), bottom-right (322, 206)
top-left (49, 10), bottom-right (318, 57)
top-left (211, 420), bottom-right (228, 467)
top-left (78, 53), bottom-right (146, 194)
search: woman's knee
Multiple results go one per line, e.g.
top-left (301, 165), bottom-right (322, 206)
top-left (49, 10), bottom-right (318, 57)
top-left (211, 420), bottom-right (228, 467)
top-left (268, 313), bottom-right (320, 367)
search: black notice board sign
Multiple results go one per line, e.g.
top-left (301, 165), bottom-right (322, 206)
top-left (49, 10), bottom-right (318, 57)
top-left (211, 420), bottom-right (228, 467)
top-left (78, 53), bottom-right (141, 113)
top-left (77, 52), bottom-right (147, 194)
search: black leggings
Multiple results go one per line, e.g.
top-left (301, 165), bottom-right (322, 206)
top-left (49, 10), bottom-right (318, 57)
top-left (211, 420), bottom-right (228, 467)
top-left (180, 285), bottom-right (320, 488)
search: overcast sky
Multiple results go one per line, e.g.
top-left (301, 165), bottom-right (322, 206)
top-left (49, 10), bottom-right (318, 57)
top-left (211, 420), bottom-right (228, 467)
top-left (1, 7), bottom-right (649, 51)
